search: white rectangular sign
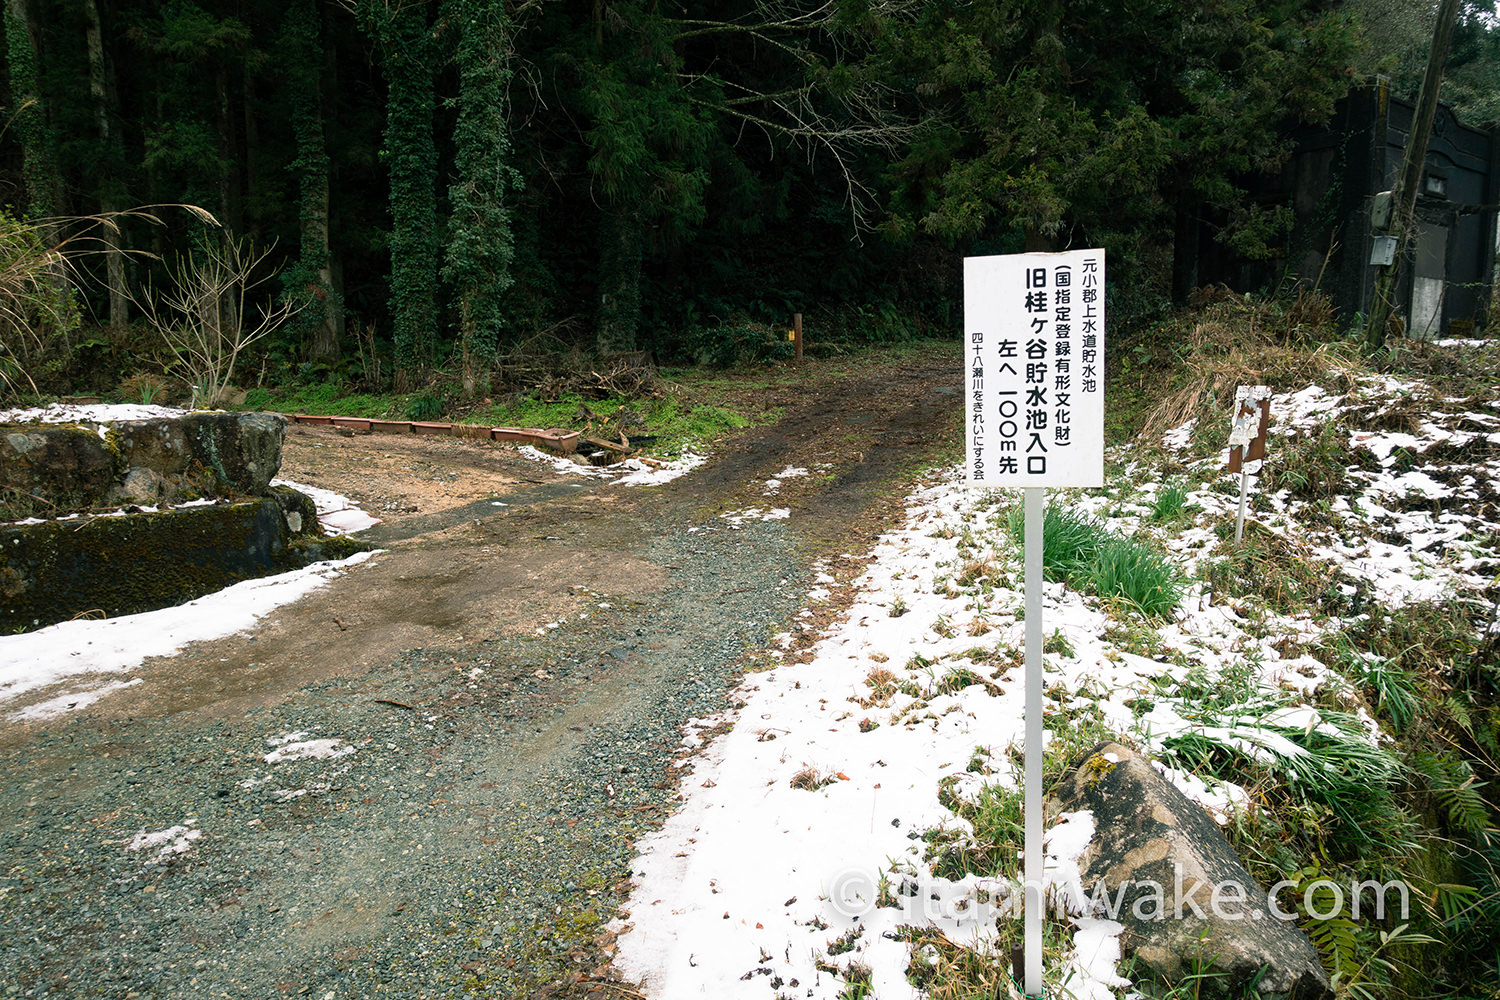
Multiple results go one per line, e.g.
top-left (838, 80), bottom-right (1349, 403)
top-left (964, 250), bottom-right (1106, 488)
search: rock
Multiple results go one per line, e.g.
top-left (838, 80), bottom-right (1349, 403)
top-left (110, 411), bottom-right (285, 499)
top-left (1052, 742), bottom-right (1331, 999)
top-left (0, 411), bottom-right (286, 514)
top-left (1, 425), bottom-right (119, 515)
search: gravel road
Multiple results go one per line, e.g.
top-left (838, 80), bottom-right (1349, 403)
top-left (0, 351), bottom-right (960, 999)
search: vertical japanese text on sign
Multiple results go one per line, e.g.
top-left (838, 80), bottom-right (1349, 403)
top-left (964, 251), bottom-right (1106, 488)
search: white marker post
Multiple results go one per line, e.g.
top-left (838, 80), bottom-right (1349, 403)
top-left (1227, 385), bottom-right (1271, 547)
top-left (965, 251), bottom-right (1106, 998)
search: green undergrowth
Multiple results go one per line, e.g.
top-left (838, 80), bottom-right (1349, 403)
top-left (242, 383), bottom-right (419, 420)
top-left (905, 295), bottom-right (1500, 998)
top-left (475, 392), bottom-right (752, 457)
top-left (238, 382), bottom-right (756, 457)
top-left (1003, 502), bottom-right (1185, 618)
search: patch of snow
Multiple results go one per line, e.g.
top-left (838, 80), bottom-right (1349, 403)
top-left (263, 738), bottom-right (356, 764)
top-left (125, 822), bottom-right (201, 863)
top-left (0, 550), bottom-right (378, 715)
top-left (0, 402), bottom-right (187, 424)
top-left (719, 507), bottom-right (791, 528)
top-left (272, 478), bottom-right (380, 534)
top-left (9, 678), bottom-right (143, 721)
top-left (612, 452), bottom-right (706, 486)
top-left (515, 446), bottom-right (706, 486)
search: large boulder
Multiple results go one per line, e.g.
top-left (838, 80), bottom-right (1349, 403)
top-left (0, 411), bottom-right (285, 516)
top-left (1052, 742), bottom-right (1331, 999)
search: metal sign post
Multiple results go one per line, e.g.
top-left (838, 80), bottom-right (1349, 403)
top-left (1023, 485), bottom-right (1045, 993)
top-left (964, 250), bottom-right (1106, 998)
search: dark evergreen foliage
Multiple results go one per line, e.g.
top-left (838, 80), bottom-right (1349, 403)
top-left (10, 0), bottom-right (1480, 368)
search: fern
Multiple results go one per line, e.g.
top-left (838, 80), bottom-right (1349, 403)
top-left (1308, 912), bottom-right (1362, 977)
top-left (1298, 869), bottom-right (1361, 977)
top-left (1444, 694), bottom-right (1475, 736)
top-left (1442, 779), bottom-right (1495, 843)
top-left (1412, 751), bottom-right (1498, 843)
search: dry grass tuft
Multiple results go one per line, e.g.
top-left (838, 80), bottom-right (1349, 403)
top-left (789, 767), bottom-right (834, 791)
top-left (857, 667), bottom-right (899, 708)
top-left (1139, 295), bottom-right (1366, 446)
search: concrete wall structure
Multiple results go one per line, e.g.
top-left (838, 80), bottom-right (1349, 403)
top-left (1201, 80), bottom-right (1499, 338)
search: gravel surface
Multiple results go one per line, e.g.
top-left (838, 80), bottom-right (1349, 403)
top-left (0, 352), bottom-right (960, 999)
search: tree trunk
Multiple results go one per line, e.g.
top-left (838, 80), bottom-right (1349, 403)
top-left (83, 0), bottom-right (128, 331)
top-left (319, 3), bottom-right (343, 358)
top-left (370, 1), bottom-right (439, 385)
top-left (1366, 0), bottom-right (1462, 348)
top-left (596, 206), bottom-right (642, 356)
top-left (1172, 195), bottom-right (1200, 304)
top-left (242, 59), bottom-right (260, 242)
top-left (4, 0), bottom-right (62, 221)
top-left (308, 165), bottom-right (338, 361)
top-left (289, 0), bottom-right (339, 361)
top-left (446, 0), bottom-right (517, 396)
top-left (215, 62), bottom-right (239, 342)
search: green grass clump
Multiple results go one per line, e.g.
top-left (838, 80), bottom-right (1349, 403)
top-left (1005, 503), bottom-right (1185, 619)
top-left (1162, 711), bottom-right (1402, 842)
top-left (405, 393), bottom-right (443, 421)
top-left (1091, 535), bottom-right (1186, 618)
top-left (1149, 481), bottom-right (1190, 521)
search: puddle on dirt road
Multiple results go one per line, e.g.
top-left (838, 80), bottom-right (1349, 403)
top-left (358, 479), bottom-right (598, 543)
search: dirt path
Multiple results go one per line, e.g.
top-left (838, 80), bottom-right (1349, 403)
top-left (0, 348), bottom-right (960, 999)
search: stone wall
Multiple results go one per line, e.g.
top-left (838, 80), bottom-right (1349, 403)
top-left (1, 412), bottom-right (285, 517)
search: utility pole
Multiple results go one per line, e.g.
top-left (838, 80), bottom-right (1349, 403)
top-left (1365, 0), bottom-right (1462, 350)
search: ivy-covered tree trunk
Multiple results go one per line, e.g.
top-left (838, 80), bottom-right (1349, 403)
top-left (5, 0), bottom-right (60, 220)
top-left (443, 0), bottom-right (518, 396)
top-left (374, 1), bottom-right (439, 388)
top-left (287, 0), bottom-right (340, 361)
top-left (83, 0), bottom-right (128, 331)
top-left (596, 205), bottom-right (642, 356)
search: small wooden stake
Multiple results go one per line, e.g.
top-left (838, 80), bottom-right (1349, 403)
top-left (793, 312), bottom-right (803, 363)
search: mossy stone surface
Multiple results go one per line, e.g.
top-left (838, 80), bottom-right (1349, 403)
top-left (1, 425), bottom-right (121, 518)
top-left (0, 489), bottom-right (367, 633)
top-left (1, 412), bottom-right (287, 517)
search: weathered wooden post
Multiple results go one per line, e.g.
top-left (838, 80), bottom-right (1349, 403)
top-left (1228, 385), bottom-right (1270, 547)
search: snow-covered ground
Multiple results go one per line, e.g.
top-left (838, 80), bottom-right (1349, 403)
top-left (0, 404), bottom-right (707, 720)
top-left (6, 364), bottom-right (1500, 994)
top-left (611, 357), bottom-right (1500, 998)
top-left (516, 444), bottom-right (706, 486)
top-left (0, 402), bottom-right (186, 424)
top-left (0, 551), bottom-right (379, 721)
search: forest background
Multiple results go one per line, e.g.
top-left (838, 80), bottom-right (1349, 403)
top-left (5, 0), bottom-right (1500, 401)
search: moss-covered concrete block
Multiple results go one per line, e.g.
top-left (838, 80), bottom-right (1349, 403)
top-left (1, 411), bottom-right (287, 518)
top-left (0, 487), bottom-right (367, 634)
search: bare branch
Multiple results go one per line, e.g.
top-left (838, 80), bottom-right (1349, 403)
top-left (129, 233), bottom-right (310, 408)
